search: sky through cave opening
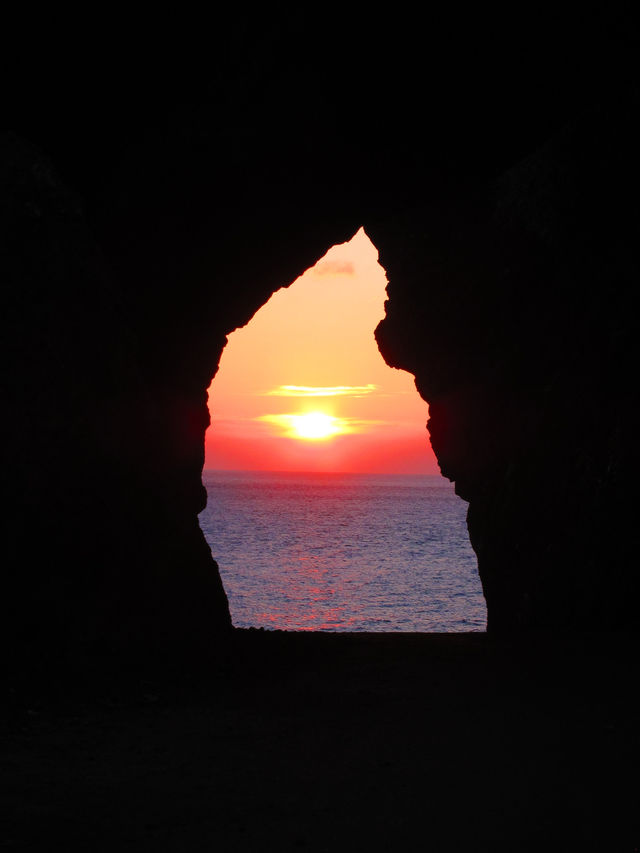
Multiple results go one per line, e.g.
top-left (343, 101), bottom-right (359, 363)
top-left (199, 229), bottom-right (486, 631)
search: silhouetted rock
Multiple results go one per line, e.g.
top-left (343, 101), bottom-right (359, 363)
top-left (374, 99), bottom-right (640, 631)
top-left (0, 134), bottom-right (232, 674)
top-left (1, 13), bottom-right (638, 674)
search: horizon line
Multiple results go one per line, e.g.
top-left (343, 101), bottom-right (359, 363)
top-left (202, 466), bottom-right (445, 478)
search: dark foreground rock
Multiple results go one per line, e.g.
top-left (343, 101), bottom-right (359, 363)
top-left (373, 103), bottom-right (640, 631)
top-left (1, 14), bottom-right (639, 664)
top-left (2, 633), bottom-right (637, 851)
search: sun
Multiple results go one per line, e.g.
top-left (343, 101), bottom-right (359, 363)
top-left (290, 412), bottom-right (341, 440)
top-left (256, 411), bottom-right (353, 440)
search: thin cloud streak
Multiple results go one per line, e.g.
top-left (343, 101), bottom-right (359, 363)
top-left (265, 384), bottom-right (378, 398)
top-left (312, 260), bottom-right (355, 277)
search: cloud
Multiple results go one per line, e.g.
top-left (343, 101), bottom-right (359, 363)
top-left (312, 260), bottom-right (355, 277)
top-left (265, 384), bottom-right (378, 398)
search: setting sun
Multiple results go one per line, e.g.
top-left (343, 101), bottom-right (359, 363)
top-left (291, 412), bottom-right (339, 440)
top-left (257, 411), bottom-right (352, 440)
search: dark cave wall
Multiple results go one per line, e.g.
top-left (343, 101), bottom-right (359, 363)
top-left (0, 135), bottom-right (233, 668)
top-left (373, 103), bottom-right (640, 631)
top-left (1, 14), bottom-right (638, 670)
top-left (0, 130), bottom-right (364, 670)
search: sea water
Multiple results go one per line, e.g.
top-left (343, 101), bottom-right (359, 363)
top-left (199, 471), bottom-right (486, 632)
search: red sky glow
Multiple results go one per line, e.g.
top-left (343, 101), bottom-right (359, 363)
top-left (204, 228), bottom-right (439, 474)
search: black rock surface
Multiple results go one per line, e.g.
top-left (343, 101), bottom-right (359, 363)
top-left (1, 13), bottom-right (638, 671)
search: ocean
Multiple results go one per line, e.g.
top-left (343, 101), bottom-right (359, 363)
top-left (199, 470), bottom-right (486, 632)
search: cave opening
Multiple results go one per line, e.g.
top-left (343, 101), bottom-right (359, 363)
top-left (199, 229), bottom-right (486, 631)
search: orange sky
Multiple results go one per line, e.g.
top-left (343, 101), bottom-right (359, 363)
top-left (204, 228), bottom-right (439, 474)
